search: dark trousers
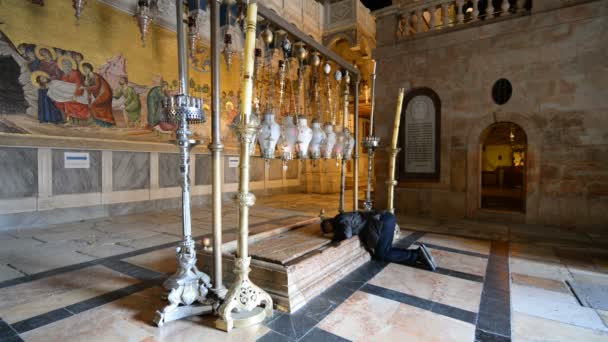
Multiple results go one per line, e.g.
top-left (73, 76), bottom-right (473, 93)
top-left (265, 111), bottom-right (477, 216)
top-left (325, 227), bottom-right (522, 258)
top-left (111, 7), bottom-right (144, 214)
top-left (374, 212), bottom-right (418, 265)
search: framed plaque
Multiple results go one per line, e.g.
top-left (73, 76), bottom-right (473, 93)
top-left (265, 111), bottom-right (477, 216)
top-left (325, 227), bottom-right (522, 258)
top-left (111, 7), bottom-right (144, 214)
top-left (399, 88), bottom-right (441, 181)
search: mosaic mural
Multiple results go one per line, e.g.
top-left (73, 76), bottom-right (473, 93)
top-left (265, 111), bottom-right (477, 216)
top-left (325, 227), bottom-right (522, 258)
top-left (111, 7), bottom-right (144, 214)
top-left (0, 37), bottom-right (241, 144)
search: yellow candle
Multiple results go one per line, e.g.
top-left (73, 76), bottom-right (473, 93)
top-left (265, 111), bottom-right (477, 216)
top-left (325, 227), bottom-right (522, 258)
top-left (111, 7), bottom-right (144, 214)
top-left (391, 88), bottom-right (405, 148)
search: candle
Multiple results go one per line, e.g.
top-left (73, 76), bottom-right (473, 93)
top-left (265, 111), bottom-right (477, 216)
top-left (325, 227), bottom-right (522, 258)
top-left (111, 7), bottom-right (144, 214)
top-left (391, 88), bottom-right (405, 148)
top-left (369, 60), bottom-right (377, 136)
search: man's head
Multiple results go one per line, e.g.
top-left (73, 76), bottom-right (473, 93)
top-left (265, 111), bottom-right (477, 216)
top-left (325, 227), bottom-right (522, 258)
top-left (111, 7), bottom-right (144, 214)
top-left (81, 62), bottom-right (93, 75)
top-left (321, 218), bottom-right (334, 234)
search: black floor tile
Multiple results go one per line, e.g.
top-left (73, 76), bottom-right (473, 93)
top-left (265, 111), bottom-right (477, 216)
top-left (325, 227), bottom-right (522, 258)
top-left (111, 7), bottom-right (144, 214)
top-left (320, 283), bottom-right (355, 305)
top-left (256, 329), bottom-right (294, 342)
top-left (293, 295), bottom-right (336, 323)
top-left (361, 284), bottom-right (433, 311)
top-left (414, 242), bottom-right (490, 259)
top-left (12, 308), bottom-right (72, 333)
top-left (476, 241), bottom-right (511, 338)
top-left (299, 327), bottom-right (351, 342)
top-left (475, 329), bottom-right (511, 342)
top-left (265, 311), bottom-right (318, 340)
top-left (430, 302), bottom-right (477, 325)
top-left (0, 319), bottom-right (18, 339)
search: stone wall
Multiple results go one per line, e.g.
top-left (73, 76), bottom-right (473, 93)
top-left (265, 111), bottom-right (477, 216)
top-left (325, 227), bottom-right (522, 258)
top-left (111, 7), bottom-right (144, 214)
top-left (0, 139), bottom-right (302, 230)
top-left (373, 0), bottom-right (608, 229)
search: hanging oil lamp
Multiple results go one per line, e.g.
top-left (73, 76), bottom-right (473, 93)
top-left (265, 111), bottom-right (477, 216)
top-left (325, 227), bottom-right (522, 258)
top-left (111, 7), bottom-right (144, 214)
top-left (73, 0), bottom-right (86, 23)
top-left (332, 70), bottom-right (344, 160)
top-left (309, 53), bottom-right (325, 160)
top-left (257, 27), bottom-right (281, 159)
top-left (294, 42), bottom-right (312, 159)
top-left (321, 62), bottom-right (336, 159)
top-left (135, 0), bottom-right (154, 47)
top-left (278, 35), bottom-right (297, 164)
top-left (219, 0), bottom-right (242, 71)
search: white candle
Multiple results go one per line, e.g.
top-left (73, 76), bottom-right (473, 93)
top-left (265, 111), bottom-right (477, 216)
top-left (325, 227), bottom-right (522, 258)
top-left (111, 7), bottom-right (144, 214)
top-left (391, 88), bottom-right (405, 149)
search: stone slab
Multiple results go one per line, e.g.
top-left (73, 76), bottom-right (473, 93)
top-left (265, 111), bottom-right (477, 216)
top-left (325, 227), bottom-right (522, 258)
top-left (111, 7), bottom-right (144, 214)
top-left (0, 147), bottom-right (37, 199)
top-left (249, 224), bottom-right (331, 264)
top-left (52, 149), bottom-right (101, 195)
top-left (112, 151), bottom-right (150, 191)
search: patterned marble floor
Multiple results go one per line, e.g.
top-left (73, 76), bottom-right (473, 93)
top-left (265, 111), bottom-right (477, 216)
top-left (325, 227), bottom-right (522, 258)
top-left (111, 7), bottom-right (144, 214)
top-left (0, 193), bottom-right (607, 342)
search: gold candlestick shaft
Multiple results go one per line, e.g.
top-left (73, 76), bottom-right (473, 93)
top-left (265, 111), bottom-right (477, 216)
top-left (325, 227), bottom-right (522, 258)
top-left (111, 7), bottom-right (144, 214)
top-left (387, 88), bottom-right (405, 214)
top-left (216, 1), bottom-right (273, 332)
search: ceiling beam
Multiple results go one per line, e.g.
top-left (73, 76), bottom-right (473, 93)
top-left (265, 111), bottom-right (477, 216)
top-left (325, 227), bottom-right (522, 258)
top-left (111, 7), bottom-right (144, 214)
top-left (257, 4), bottom-right (360, 77)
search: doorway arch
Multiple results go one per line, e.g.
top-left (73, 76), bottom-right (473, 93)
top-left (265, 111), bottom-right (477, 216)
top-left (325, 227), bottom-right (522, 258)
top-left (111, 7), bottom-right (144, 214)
top-left (480, 122), bottom-right (527, 212)
top-left (466, 112), bottom-right (541, 223)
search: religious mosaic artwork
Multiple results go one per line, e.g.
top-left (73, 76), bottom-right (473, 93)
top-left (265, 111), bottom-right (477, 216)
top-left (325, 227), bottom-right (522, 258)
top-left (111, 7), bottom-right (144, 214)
top-left (0, 36), bottom-right (241, 145)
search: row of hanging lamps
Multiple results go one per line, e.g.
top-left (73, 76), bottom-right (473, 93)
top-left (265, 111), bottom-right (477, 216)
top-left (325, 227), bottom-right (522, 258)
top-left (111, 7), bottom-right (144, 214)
top-left (258, 25), bottom-right (281, 160)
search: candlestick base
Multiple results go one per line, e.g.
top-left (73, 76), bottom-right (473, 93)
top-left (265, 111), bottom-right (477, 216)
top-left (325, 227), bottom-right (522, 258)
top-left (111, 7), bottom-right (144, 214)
top-left (215, 256), bottom-right (273, 332)
top-left (154, 239), bottom-right (214, 327)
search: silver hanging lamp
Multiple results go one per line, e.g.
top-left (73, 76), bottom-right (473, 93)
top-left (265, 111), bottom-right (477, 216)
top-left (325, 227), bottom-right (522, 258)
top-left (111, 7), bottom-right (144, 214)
top-left (135, 0), bottom-right (154, 47)
top-left (73, 0), bottom-right (86, 24)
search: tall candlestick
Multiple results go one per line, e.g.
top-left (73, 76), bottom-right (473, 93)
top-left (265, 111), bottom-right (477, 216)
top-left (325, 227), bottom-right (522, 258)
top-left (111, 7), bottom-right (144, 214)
top-left (387, 88), bottom-right (405, 216)
top-left (216, 1), bottom-right (273, 332)
top-left (391, 88), bottom-right (405, 148)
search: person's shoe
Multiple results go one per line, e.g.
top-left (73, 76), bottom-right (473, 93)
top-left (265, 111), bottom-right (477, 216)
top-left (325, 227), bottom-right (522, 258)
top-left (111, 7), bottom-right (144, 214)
top-left (419, 244), bottom-right (437, 271)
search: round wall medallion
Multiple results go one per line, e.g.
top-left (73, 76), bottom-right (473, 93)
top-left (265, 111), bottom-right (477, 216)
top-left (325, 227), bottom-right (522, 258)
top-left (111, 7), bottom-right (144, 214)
top-left (492, 78), bottom-right (512, 105)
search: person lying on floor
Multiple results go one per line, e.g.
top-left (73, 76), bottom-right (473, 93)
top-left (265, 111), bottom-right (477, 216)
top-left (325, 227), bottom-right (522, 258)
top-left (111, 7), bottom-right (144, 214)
top-left (321, 211), bottom-right (436, 271)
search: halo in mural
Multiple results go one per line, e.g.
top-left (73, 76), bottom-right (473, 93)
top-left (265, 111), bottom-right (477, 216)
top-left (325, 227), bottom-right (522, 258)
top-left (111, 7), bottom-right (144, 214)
top-left (57, 55), bottom-right (76, 70)
top-left (30, 70), bottom-right (50, 89)
top-left (79, 60), bottom-right (95, 72)
top-left (35, 45), bottom-right (56, 60)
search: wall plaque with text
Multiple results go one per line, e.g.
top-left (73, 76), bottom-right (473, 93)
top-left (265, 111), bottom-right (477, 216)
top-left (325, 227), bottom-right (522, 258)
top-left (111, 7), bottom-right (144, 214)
top-left (399, 88), bottom-right (441, 181)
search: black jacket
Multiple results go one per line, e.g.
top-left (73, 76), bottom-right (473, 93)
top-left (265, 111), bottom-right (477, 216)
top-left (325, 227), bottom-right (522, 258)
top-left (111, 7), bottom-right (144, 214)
top-left (331, 211), bottom-right (383, 251)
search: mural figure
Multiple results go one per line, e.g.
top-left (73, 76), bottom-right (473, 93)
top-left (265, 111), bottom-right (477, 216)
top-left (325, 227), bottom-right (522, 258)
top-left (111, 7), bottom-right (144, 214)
top-left (32, 71), bottom-right (63, 123)
top-left (146, 81), bottom-right (169, 128)
top-left (81, 62), bottom-right (115, 127)
top-left (99, 53), bottom-right (127, 91)
top-left (113, 76), bottom-right (141, 127)
top-left (35, 46), bottom-right (61, 79)
top-left (21, 45), bottom-right (40, 71)
top-left (54, 55), bottom-right (89, 124)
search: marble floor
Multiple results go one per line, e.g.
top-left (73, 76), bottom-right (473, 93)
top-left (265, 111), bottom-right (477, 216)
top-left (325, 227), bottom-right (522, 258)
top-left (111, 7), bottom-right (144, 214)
top-left (0, 193), bottom-right (607, 342)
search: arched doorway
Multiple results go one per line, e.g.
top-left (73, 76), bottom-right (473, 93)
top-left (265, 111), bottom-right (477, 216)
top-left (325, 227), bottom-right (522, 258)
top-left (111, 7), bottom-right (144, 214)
top-left (480, 122), bottom-right (527, 212)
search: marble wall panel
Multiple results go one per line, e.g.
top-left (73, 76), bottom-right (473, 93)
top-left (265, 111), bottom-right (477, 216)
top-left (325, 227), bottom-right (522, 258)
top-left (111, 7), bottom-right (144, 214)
top-left (52, 149), bottom-right (101, 195)
top-left (268, 159), bottom-right (283, 181)
top-left (224, 155), bottom-right (239, 184)
top-left (0, 147), bottom-right (37, 199)
top-left (159, 153), bottom-right (181, 188)
top-left (195, 154), bottom-right (212, 185)
top-left (251, 157), bottom-right (265, 182)
top-left (286, 160), bottom-right (299, 180)
top-left (112, 152), bottom-right (150, 191)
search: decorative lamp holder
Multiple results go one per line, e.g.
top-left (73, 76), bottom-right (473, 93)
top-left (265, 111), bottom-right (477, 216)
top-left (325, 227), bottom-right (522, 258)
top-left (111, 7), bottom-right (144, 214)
top-left (73, 0), bottom-right (86, 24)
top-left (135, 0), bottom-right (154, 47)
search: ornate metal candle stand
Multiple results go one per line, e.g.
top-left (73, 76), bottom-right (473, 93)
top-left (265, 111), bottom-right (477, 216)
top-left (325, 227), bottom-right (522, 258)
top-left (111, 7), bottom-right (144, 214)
top-left (154, 94), bottom-right (213, 327)
top-left (216, 1), bottom-right (273, 331)
top-left (362, 136), bottom-right (380, 211)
